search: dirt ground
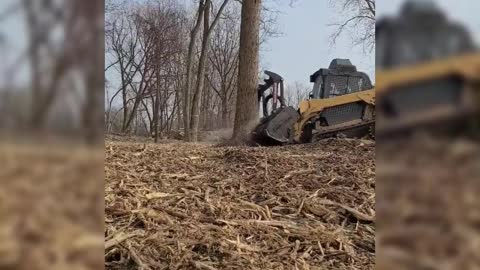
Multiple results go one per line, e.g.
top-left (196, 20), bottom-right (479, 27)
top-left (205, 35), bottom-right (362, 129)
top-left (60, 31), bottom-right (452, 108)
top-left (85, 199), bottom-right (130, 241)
top-left (105, 138), bottom-right (375, 270)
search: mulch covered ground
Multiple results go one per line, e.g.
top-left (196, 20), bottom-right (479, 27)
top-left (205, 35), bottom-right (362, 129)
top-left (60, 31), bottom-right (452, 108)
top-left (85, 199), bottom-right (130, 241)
top-left (0, 142), bottom-right (104, 270)
top-left (105, 138), bottom-right (375, 270)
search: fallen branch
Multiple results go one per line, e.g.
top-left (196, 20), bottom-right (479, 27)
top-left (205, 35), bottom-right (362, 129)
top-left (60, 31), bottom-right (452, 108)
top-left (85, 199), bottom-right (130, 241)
top-left (105, 231), bottom-right (143, 250)
top-left (128, 244), bottom-right (152, 270)
top-left (319, 199), bottom-right (375, 222)
top-left (283, 169), bottom-right (316, 180)
top-left (145, 192), bottom-right (180, 200)
top-left (194, 261), bottom-right (219, 270)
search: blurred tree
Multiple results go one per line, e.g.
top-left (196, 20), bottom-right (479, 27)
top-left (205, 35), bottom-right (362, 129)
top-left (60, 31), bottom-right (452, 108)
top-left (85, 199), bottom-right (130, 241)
top-left (285, 81), bottom-right (310, 109)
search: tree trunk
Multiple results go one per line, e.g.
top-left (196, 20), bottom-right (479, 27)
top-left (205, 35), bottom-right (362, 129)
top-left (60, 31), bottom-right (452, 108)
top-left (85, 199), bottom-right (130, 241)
top-left (183, 1), bottom-right (206, 141)
top-left (190, 0), bottom-right (230, 142)
top-left (221, 95), bottom-right (228, 128)
top-left (83, 19), bottom-right (104, 143)
top-left (198, 73), bottom-right (210, 131)
top-left (154, 75), bottom-right (161, 142)
top-left (231, 0), bottom-right (262, 143)
top-left (189, 1), bottom-right (209, 141)
top-left (121, 77), bottom-right (128, 132)
top-left (149, 95), bottom-right (155, 134)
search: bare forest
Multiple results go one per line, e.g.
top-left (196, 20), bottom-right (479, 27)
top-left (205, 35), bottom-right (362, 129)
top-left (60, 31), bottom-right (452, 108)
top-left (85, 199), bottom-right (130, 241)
top-left (104, 0), bottom-right (303, 142)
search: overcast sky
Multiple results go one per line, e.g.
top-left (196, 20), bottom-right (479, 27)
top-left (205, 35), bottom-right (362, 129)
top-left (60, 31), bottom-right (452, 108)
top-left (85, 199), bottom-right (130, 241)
top-left (0, 0), bottom-right (27, 86)
top-left (1, 0), bottom-right (479, 88)
top-left (262, 0), bottom-right (479, 89)
top-left (261, 0), bottom-right (375, 88)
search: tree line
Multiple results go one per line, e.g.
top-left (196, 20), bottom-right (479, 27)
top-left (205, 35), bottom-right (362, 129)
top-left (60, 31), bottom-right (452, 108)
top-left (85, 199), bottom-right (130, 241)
top-left (105, 0), bottom-right (246, 142)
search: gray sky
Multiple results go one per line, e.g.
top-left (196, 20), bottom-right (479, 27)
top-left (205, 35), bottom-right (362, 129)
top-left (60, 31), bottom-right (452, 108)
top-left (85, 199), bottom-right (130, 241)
top-left (377, 0), bottom-right (480, 43)
top-left (263, 0), bottom-right (480, 90)
top-left (262, 0), bottom-right (375, 88)
top-left (1, 0), bottom-right (479, 88)
top-left (0, 0), bottom-right (27, 86)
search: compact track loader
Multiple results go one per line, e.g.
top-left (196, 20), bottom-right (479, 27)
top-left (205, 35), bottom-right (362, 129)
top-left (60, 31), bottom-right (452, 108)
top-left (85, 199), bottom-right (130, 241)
top-left (376, 53), bottom-right (480, 139)
top-left (253, 59), bottom-right (375, 145)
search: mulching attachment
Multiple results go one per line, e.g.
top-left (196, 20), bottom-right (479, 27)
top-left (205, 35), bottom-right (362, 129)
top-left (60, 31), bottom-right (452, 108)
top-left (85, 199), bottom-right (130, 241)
top-left (105, 139), bottom-right (375, 270)
top-left (377, 135), bottom-right (480, 270)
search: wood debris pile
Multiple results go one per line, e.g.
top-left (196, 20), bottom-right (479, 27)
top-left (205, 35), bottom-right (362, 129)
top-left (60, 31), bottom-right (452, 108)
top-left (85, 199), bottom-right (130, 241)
top-left (105, 138), bottom-right (375, 269)
top-left (377, 136), bottom-right (480, 270)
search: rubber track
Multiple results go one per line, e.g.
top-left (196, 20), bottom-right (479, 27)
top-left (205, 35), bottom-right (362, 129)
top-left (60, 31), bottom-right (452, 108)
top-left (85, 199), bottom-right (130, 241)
top-left (312, 120), bottom-right (375, 142)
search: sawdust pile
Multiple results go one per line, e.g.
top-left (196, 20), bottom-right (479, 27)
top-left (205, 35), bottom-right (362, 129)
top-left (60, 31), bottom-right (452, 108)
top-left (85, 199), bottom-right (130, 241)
top-left (377, 136), bottom-right (480, 270)
top-left (105, 139), bottom-right (375, 269)
top-left (0, 142), bottom-right (104, 270)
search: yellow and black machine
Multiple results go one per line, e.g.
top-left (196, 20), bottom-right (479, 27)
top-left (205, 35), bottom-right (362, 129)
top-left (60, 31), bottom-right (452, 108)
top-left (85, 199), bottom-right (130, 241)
top-left (252, 54), bottom-right (480, 145)
top-left (253, 1), bottom-right (480, 145)
top-left (252, 54), bottom-right (480, 146)
top-left (376, 53), bottom-right (480, 139)
top-left (253, 59), bottom-right (375, 145)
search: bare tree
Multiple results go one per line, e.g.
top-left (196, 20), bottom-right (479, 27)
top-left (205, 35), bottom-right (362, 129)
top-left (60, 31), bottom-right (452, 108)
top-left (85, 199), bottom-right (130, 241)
top-left (8, 0), bottom-right (105, 142)
top-left (105, 0), bottom-right (185, 139)
top-left (189, 0), bottom-right (230, 142)
top-left (104, 0), bottom-right (282, 141)
top-left (142, 1), bottom-right (186, 141)
top-left (106, 12), bottom-right (140, 132)
top-left (22, 0), bottom-right (69, 129)
top-left (183, 0), bottom-right (207, 141)
top-left (75, 0), bottom-right (105, 143)
top-left (329, 0), bottom-right (375, 53)
top-left (284, 81), bottom-right (310, 109)
top-left (207, 5), bottom-right (240, 128)
top-left (231, 0), bottom-right (262, 143)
